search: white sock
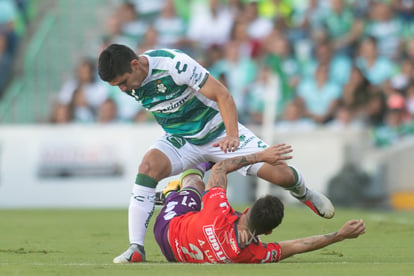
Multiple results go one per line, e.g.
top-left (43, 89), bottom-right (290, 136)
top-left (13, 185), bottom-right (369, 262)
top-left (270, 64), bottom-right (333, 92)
top-left (128, 185), bottom-right (156, 246)
top-left (286, 165), bottom-right (307, 198)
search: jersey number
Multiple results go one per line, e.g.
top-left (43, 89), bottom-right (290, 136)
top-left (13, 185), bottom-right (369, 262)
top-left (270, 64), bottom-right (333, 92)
top-left (181, 243), bottom-right (203, 260)
top-left (175, 61), bottom-right (187, 74)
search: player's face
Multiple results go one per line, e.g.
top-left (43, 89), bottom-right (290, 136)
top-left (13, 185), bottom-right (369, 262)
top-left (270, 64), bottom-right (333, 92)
top-left (109, 59), bottom-right (146, 92)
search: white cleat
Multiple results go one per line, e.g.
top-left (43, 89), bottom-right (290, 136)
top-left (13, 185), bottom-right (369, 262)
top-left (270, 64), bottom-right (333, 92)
top-left (291, 188), bottom-right (335, 219)
top-left (113, 244), bottom-right (146, 263)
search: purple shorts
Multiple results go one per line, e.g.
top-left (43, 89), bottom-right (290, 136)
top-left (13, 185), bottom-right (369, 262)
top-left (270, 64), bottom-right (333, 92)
top-left (153, 188), bottom-right (202, 262)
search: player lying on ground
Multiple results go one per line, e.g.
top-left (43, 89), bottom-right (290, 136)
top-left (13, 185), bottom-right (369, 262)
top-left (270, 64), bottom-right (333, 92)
top-left (98, 44), bottom-right (335, 263)
top-left (152, 144), bottom-right (366, 263)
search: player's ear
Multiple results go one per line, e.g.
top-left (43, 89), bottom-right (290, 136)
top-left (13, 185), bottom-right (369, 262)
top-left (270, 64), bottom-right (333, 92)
top-left (264, 230), bottom-right (273, 235)
top-left (130, 59), bottom-right (139, 69)
top-left (242, 207), bottom-right (249, 214)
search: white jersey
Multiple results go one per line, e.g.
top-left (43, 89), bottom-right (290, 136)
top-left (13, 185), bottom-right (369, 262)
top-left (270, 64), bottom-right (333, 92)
top-left (125, 49), bottom-right (225, 145)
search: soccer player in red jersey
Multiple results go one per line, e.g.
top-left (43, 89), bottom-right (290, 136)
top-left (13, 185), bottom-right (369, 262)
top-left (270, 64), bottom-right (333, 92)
top-left (154, 144), bottom-right (366, 263)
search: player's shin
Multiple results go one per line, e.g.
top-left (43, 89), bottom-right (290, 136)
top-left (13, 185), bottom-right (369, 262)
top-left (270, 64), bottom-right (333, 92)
top-left (285, 165), bottom-right (306, 198)
top-left (129, 174), bottom-right (158, 246)
top-left (286, 166), bottom-right (335, 219)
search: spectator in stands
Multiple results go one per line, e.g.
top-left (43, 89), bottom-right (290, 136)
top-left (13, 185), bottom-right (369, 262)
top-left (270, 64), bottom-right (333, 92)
top-left (69, 87), bottom-right (95, 123)
top-left (57, 57), bottom-right (109, 115)
top-left (246, 66), bottom-right (271, 125)
top-left (362, 90), bottom-right (388, 127)
top-left (118, 2), bottom-right (148, 48)
top-left (386, 89), bottom-right (412, 122)
top-left (392, 0), bottom-right (414, 25)
top-left (229, 18), bottom-right (261, 59)
top-left (128, 0), bottom-right (164, 22)
top-left (319, 0), bottom-right (364, 56)
top-left (355, 36), bottom-right (395, 87)
top-left (153, 0), bottom-right (187, 49)
top-left (243, 1), bottom-right (273, 41)
top-left (137, 25), bottom-right (161, 53)
top-left (293, 0), bottom-right (326, 40)
top-left (296, 63), bottom-right (342, 124)
top-left (263, 33), bottom-right (297, 114)
top-left (372, 108), bottom-right (414, 148)
top-left (275, 100), bottom-right (316, 132)
top-left (50, 103), bottom-right (73, 124)
top-left (302, 40), bottom-right (352, 88)
top-left (389, 60), bottom-right (414, 92)
top-left (203, 44), bottom-right (225, 79)
top-left (264, 33), bottom-right (300, 90)
top-left (327, 103), bottom-right (363, 131)
top-left (0, 33), bottom-right (12, 98)
top-left (97, 98), bottom-right (118, 124)
top-left (186, 0), bottom-right (234, 51)
top-left (101, 12), bottom-right (135, 51)
top-left (213, 41), bottom-right (257, 123)
top-left (364, 1), bottom-right (404, 61)
top-left (341, 65), bottom-right (372, 119)
top-left (405, 36), bottom-right (414, 63)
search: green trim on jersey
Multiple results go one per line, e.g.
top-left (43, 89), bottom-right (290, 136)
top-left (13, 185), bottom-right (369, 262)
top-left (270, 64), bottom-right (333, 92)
top-left (151, 69), bottom-right (168, 75)
top-left (145, 49), bottom-right (175, 59)
top-left (185, 123), bottom-right (225, 145)
top-left (198, 73), bottom-right (209, 90)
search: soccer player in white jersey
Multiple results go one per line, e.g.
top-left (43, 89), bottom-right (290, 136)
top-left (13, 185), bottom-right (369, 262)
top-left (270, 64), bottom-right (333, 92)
top-left (98, 44), bottom-right (335, 263)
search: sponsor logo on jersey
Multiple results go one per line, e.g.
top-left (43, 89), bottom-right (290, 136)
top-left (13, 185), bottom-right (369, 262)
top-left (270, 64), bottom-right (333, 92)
top-left (159, 94), bottom-right (192, 113)
top-left (203, 225), bottom-right (229, 262)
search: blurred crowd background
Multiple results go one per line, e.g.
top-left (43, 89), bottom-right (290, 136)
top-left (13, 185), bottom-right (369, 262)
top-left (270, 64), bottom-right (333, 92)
top-left (2, 0), bottom-right (414, 148)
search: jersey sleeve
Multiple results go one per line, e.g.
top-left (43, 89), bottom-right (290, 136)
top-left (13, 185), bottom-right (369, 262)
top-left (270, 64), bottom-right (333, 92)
top-left (240, 241), bottom-right (282, 263)
top-left (169, 51), bottom-right (210, 91)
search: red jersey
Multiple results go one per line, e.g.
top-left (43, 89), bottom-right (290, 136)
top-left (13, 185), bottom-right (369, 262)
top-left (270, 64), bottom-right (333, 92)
top-left (168, 187), bottom-right (282, 263)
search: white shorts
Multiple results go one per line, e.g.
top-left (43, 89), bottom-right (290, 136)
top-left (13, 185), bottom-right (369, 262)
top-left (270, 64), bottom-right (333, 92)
top-left (149, 123), bottom-right (269, 177)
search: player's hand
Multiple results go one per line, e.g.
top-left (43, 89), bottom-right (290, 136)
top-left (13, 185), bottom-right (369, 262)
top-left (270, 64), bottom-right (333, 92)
top-left (338, 219), bottom-right (366, 240)
top-left (212, 136), bottom-right (240, 154)
top-left (259, 144), bottom-right (293, 166)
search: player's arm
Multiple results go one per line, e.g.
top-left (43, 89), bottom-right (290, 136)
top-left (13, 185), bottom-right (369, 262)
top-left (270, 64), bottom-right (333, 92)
top-left (206, 144), bottom-right (293, 190)
top-left (278, 219), bottom-right (366, 260)
top-left (199, 75), bottom-right (240, 153)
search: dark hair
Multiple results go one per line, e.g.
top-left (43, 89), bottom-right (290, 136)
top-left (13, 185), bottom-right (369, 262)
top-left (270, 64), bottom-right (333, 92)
top-left (248, 195), bottom-right (284, 235)
top-left (98, 44), bottom-right (138, 82)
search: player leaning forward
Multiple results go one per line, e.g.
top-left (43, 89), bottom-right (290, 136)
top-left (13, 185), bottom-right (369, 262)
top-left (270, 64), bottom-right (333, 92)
top-left (98, 44), bottom-right (335, 263)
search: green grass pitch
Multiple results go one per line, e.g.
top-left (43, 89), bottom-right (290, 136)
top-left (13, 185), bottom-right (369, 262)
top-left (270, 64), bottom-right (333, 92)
top-left (0, 205), bottom-right (413, 276)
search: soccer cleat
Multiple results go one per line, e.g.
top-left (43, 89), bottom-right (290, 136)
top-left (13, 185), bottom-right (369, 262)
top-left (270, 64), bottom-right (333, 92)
top-left (163, 179), bottom-right (181, 196)
top-left (113, 244), bottom-right (146, 263)
top-left (155, 163), bottom-right (214, 205)
top-left (291, 188), bottom-right (335, 219)
top-left (155, 179), bottom-right (181, 205)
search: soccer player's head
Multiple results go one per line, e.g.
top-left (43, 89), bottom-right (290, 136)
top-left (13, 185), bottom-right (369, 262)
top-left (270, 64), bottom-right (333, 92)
top-left (98, 44), bottom-right (138, 82)
top-left (247, 195), bottom-right (284, 235)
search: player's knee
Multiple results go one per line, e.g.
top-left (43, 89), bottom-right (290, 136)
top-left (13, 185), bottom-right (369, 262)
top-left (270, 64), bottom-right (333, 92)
top-left (139, 153), bottom-right (171, 179)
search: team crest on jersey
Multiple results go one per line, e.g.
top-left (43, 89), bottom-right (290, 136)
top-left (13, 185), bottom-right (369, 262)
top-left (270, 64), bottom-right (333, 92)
top-left (156, 80), bottom-right (167, 93)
